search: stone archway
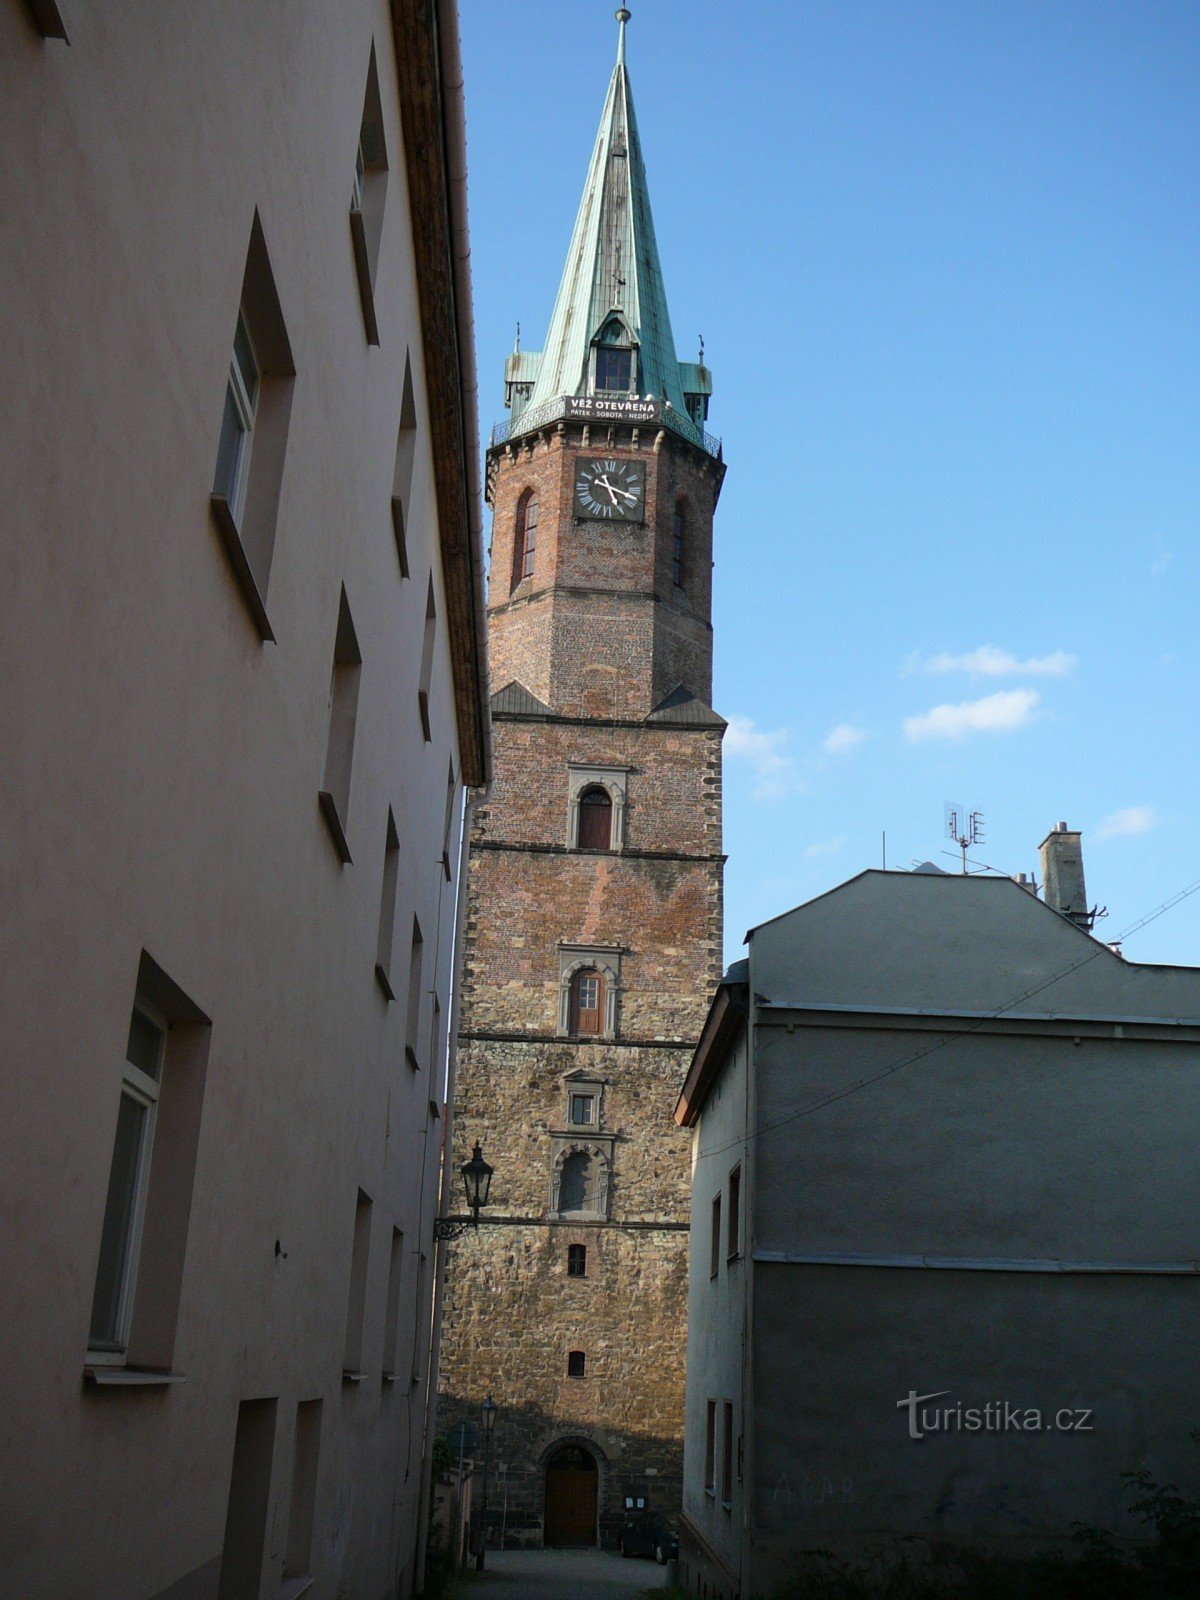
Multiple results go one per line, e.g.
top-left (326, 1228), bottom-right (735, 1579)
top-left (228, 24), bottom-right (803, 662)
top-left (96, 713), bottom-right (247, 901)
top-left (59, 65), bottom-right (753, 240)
top-left (543, 1442), bottom-right (599, 1547)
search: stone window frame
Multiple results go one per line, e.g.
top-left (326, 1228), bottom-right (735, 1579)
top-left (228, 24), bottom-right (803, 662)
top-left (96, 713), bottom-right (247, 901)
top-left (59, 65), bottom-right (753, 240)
top-left (563, 1072), bottom-right (605, 1132)
top-left (566, 765), bottom-right (627, 853)
top-left (550, 1138), bottom-right (613, 1222)
top-left (557, 944), bottom-right (621, 1038)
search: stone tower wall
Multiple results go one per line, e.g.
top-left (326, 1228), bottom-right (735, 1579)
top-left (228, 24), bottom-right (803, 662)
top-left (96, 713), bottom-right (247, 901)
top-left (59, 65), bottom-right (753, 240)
top-left (439, 427), bottom-right (724, 1546)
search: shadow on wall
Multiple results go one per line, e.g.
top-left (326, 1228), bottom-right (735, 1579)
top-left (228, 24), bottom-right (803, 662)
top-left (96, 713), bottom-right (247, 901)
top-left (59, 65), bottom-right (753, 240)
top-left (436, 1392), bottom-right (682, 1549)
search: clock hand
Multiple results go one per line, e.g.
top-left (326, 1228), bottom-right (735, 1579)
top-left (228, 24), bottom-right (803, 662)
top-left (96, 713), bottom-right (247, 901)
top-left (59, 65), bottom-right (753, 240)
top-left (594, 474), bottom-right (637, 503)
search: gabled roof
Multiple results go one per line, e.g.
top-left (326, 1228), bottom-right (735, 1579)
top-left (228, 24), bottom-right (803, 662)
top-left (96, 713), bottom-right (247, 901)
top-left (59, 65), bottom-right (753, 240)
top-left (644, 685), bottom-right (725, 728)
top-left (523, 13), bottom-right (688, 415)
top-left (490, 680), bottom-right (551, 718)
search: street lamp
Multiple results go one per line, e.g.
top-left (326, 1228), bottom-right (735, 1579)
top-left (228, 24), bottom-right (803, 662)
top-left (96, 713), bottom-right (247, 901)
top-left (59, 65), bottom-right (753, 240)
top-left (433, 1141), bottom-right (495, 1241)
top-left (475, 1394), bottom-right (498, 1571)
top-left (461, 1142), bottom-right (494, 1224)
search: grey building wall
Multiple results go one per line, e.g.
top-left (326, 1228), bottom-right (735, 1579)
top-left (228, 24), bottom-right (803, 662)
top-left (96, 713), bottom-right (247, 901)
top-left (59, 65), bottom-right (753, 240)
top-left (0, 5), bottom-right (486, 1598)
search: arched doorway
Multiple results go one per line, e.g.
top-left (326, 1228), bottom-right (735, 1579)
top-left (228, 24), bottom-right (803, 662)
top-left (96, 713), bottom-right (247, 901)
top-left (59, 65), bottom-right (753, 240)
top-left (543, 1443), bottom-right (598, 1547)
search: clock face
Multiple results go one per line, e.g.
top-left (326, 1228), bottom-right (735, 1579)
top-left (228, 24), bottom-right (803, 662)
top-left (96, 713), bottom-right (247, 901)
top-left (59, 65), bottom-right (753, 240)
top-left (574, 457), bottom-right (646, 521)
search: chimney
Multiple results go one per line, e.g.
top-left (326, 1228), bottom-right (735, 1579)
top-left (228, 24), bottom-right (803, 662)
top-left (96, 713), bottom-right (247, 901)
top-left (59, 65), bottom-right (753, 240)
top-left (1039, 822), bottom-right (1090, 928)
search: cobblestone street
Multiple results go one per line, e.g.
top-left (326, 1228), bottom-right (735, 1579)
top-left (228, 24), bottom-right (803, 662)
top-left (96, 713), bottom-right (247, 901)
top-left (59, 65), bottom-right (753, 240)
top-left (470, 1547), bottom-right (673, 1599)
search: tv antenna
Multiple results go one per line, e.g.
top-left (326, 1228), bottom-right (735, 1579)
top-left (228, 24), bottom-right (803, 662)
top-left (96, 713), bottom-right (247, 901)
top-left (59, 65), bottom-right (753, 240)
top-left (945, 801), bottom-right (985, 875)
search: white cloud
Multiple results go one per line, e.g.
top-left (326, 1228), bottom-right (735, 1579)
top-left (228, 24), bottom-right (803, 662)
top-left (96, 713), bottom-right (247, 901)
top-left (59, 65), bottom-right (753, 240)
top-left (1097, 805), bottom-right (1157, 839)
top-left (804, 834), bottom-right (847, 859)
top-left (822, 723), bottom-right (866, 756)
top-left (903, 688), bottom-right (1040, 742)
top-left (1151, 537), bottom-right (1172, 580)
top-left (724, 715), bottom-right (806, 802)
top-left (915, 646), bottom-right (1076, 678)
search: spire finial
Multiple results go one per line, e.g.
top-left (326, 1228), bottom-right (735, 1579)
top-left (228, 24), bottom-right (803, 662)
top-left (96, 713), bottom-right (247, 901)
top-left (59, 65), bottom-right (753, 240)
top-left (615, 7), bottom-right (630, 66)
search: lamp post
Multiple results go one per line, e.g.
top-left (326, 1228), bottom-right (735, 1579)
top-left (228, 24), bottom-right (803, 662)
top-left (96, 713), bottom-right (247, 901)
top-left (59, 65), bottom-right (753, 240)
top-left (475, 1394), bottom-right (498, 1571)
top-left (433, 1141), bottom-right (495, 1241)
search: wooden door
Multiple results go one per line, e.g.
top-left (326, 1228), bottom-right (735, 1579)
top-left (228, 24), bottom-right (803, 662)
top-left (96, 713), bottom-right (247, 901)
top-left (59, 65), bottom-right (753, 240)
top-left (543, 1446), bottom-right (597, 1546)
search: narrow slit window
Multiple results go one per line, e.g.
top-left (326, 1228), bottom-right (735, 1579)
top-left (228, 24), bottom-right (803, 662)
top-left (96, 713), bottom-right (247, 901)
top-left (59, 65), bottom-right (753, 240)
top-left (283, 1399), bottom-right (322, 1585)
top-left (710, 1192), bottom-right (722, 1279)
top-left (727, 1165), bottom-right (741, 1260)
top-left (511, 490), bottom-right (538, 592)
top-left (567, 1350), bottom-right (586, 1379)
top-left (722, 1402), bottom-right (734, 1505)
top-left (704, 1400), bottom-right (717, 1493)
top-left (418, 578), bottom-right (436, 741)
top-left (375, 808), bottom-right (400, 997)
top-left (213, 312), bottom-right (259, 525)
top-left (382, 1228), bottom-right (404, 1378)
top-left (218, 1398), bottom-right (278, 1600)
top-left (405, 919), bottom-right (424, 1069)
top-left (343, 1189), bottom-right (372, 1377)
top-left (390, 356), bottom-right (417, 577)
top-left (318, 587), bottom-right (362, 864)
top-left (673, 502), bottom-right (685, 587)
top-left (567, 1244), bottom-right (587, 1278)
top-left (349, 44), bottom-right (389, 344)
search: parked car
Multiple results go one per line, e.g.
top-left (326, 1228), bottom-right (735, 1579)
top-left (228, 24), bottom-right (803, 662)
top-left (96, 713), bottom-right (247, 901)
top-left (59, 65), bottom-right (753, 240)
top-left (618, 1510), bottom-right (678, 1564)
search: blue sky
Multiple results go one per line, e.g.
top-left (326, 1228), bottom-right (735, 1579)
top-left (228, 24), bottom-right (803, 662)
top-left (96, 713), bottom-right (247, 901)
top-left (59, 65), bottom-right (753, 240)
top-left (459, 1), bottom-right (1200, 969)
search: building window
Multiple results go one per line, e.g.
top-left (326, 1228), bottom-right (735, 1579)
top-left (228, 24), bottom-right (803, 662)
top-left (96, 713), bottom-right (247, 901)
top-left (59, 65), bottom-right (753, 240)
top-left (283, 1399), bottom-right (322, 1586)
top-left (727, 1165), bottom-right (741, 1261)
top-left (88, 1001), bottom-right (166, 1354)
top-left (88, 956), bottom-right (211, 1373)
top-left (405, 918), bottom-right (424, 1069)
top-left (418, 577), bottom-right (436, 740)
top-left (349, 43), bottom-right (389, 344)
top-left (595, 346), bottom-right (632, 391)
top-left (710, 1192), bottom-right (722, 1279)
top-left (577, 786), bottom-right (613, 850)
top-left (570, 1093), bottom-right (595, 1127)
top-left (390, 354), bottom-right (417, 577)
top-left (210, 212), bottom-right (296, 642)
top-left (214, 311), bottom-right (259, 526)
top-left (343, 1189), bottom-right (372, 1379)
top-left (569, 968), bottom-right (604, 1035)
top-left (704, 1401), bottom-right (717, 1493)
top-left (567, 1350), bottom-right (586, 1379)
top-left (382, 1227), bottom-right (405, 1380)
top-left (511, 490), bottom-right (538, 591)
top-left (672, 502), bottom-right (685, 587)
top-left (558, 1150), bottom-right (595, 1213)
top-left (218, 1398), bottom-right (278, 1600)
top-left (375, 808), bottom-right (400, 998)
top-left (722, 1402), bottom-right (734, 1506)
top-left (567, 1244), bottom-right (587, 1278)
top-left (318, 587), bottom-right (362, 864)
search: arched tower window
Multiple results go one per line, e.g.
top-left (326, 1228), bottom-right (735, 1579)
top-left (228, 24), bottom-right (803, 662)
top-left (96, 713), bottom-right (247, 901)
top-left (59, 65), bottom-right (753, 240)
top-left (673, 502), bottom-right (685, 588)
top-left (511, 490), bottom-right (538, 592)
top-left (559, 1151), bottom-right (594, 1212)
top-left (576, 786), bottom-right (613, 851)
top-left (569, 968), bottom-right (604, 1035)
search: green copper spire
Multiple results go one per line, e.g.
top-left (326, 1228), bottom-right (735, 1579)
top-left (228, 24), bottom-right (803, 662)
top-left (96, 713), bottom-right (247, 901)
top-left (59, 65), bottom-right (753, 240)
top-left (506, 7), bottom-right (712, 431)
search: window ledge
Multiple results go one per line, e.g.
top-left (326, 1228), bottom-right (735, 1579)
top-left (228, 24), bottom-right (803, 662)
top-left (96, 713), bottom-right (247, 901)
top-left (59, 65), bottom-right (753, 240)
top-left (704, 1487), bottom-right (716, 1500)
top-left (375, 962), bottom-right (396, 1002)
top-left (342, 1369), bottom-right (366, 1385)
top-left (84, 1366), bottom-right (185, 1388)
top-left (727, 1251), bottom-right (742, 1265)
top-left (349, 209), bottom-right (381, 346)
top-left (210, 495), bottom-right (275, 642)
top-left (382, 1371), bottom-right (399, 1384)
top-left (318, 791), bottom-right (353, 864)
top-left (280, 1576), bottom-right (314, 1600)
top-left (721, 1501), bottom-right (733, 1514)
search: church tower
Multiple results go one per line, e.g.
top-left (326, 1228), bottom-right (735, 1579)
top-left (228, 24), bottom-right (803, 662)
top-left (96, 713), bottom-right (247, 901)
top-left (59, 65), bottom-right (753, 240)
top-left (439, 9), bottom-right (725, 1547)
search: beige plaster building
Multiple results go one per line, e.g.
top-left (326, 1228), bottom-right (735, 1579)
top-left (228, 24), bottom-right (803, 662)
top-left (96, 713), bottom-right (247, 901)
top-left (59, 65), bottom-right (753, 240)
top-left (0, 4), bottom-right (488, 1597)
top-left (675, 832), bottom-right (1200, 1598)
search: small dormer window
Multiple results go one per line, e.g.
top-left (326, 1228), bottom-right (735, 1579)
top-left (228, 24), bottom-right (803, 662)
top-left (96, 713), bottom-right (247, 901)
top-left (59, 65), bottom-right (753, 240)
top-left (591, 316), bottom-right (636, 394)
top-left (596, 346), bottom-right (631, 392)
